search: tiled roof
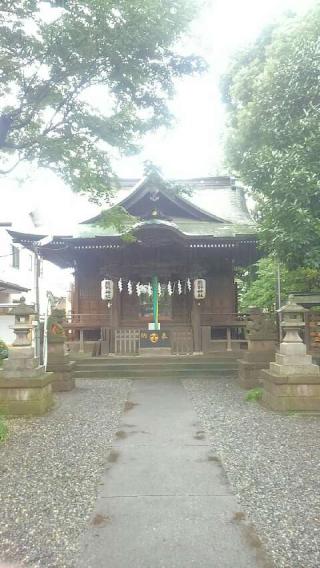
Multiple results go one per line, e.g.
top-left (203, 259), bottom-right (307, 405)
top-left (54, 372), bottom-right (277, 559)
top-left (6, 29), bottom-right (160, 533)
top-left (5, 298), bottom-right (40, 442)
top-left (74, 217), bottom-right (255, 239)
top-left (8, 177), bottom-right (256, 242)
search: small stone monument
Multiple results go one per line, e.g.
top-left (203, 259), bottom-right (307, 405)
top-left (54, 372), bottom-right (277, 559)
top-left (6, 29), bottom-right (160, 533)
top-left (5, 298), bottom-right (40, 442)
top-left (0, 298), bottom-right (54, 415)
top-left (238, 308), bottom-right (277, 389)
top-left (262, 295), bottom-right (320, 411)
top-left (46, 310), bottom-right (75, 392)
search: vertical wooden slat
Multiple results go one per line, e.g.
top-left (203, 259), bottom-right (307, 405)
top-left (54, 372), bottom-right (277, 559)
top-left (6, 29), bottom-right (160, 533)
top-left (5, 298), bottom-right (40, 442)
top-left (114, 329), bottom-right (140, 354)
top-left (79, 329), bottom-right (84, 353)
top-left (171, 328), bottom-right (192, 355)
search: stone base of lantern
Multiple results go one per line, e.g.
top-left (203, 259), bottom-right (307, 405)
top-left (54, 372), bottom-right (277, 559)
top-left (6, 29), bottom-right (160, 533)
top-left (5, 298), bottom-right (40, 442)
top-left (262, 373), bottom-right (320, 412)
top-left (0, 375), bottom-right (54, 416)
top-left (0, 346), bottom-right (54, 416)
top-left (262, 341), bottom-right (320, 412)
top-left (238, 340), bottom-right (276, 389)
top-left (46, 342), bottom-right (76, 392)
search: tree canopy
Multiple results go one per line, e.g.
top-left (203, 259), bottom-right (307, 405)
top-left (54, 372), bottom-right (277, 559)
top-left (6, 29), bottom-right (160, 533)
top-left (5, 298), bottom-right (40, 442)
top-left (238, 257), bottom-right (320, 312)
top-left (222, 6), bottom-right (320, 268)
top-left (0, 0), bottom-right (204, 202)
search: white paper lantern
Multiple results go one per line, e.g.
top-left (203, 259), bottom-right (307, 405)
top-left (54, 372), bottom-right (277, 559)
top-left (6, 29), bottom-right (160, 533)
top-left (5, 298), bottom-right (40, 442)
top-left (167, 281), bottom-right (173, 296)
top-left (177, 280), bottom-right (182, 295)
top-left (194, 278), bottom-right (206, 300)
top-left (128, 280), bottom-right (133, 295)
top-left (147, 283), bottom-right (152, 296)
top-left (158, 283), bottom-right (162, 296)
top-left (118, 278), bottom-right (123, 292)
top-left (136, 282), bottom-right (141, 296)
top-left (101, 279), bottom-right (114, 301)
top-left (187, 278), bottom-right (192, 292)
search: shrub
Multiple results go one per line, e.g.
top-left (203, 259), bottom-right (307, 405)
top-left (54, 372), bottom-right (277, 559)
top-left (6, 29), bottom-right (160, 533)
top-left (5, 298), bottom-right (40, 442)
top-left (245, 387), bottom-right (263, 402)
top-left (0, 416), bottom-right (8, 442)
top-left (0, 339), bottom-right (8, 360)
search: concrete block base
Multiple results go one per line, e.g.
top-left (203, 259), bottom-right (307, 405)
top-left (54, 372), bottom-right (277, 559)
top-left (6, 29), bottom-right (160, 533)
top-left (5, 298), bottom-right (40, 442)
top-left (47, 349), bottom-right (76, 392)
top-left (51, 366), bottom-right (76, 392)
top-left (238, 350), bottom-right (275, 389)
top-left (0, 374), bottom-right (54, 416)
top-left (262, 369), bottom-right (320, 412)
top-left (262, 390), bottom-right (320, 412)
top-left (238, 360), bottom-right (267, 389)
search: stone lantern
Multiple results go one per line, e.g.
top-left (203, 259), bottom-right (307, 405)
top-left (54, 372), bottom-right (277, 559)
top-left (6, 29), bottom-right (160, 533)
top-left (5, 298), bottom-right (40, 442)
top-left (0, 298), bottom-right (54, 416)
top-left (278, 295), bottom-right (307, 344)
top-left (10, 297), bottom-right (35, 347)
top-left (262, 296), bottom-right (320, 412)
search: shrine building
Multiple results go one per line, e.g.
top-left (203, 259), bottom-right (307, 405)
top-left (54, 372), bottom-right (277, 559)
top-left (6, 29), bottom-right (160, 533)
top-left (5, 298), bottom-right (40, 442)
top-left (9, 174), bottom-right (259, 355)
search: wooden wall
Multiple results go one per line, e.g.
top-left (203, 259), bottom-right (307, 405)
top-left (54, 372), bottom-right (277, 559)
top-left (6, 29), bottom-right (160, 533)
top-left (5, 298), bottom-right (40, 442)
top-left (199, 264), bottom-right (235, 316)
top-left (74, 249), bottom-right (236, 325)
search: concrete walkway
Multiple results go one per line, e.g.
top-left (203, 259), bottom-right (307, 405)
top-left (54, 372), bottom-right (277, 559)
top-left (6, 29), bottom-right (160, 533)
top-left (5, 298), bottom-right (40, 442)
top-left (78, 379), bottom-right (270, 568)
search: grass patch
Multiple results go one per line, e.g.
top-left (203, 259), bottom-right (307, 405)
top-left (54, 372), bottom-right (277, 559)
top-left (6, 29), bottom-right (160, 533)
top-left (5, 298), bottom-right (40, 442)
top-left (0, 416), bottom-right (8, 442)
top-left (245, 387), bottom-right (263, 402)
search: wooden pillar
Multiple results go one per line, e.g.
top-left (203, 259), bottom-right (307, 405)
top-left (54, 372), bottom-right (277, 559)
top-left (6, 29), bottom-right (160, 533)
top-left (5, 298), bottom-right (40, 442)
top-left (111, 286), bottom-right (121, 329)
top-left (73, 267), bottom-right (80, 315)
top-left (79, 329), bottom-right (84, 353)
top-left (191, 300), bottom-right (201, 353)
top-left (226, 327), bottom-right (232, 351)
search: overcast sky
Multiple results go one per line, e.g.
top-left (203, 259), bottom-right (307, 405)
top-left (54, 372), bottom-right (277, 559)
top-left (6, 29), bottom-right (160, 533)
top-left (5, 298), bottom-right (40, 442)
top-left (1, 0), bottom-right (316, 233)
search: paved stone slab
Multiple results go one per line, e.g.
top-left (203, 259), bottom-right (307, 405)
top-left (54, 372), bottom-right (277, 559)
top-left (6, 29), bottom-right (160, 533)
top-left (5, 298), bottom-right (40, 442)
top-left (79, 495), bottom-right (265, 568)
top-left (78, 379), bottom-right (271, 568)
top-left (99, 444), bottom-right (232, 497)
top-left (114, 379), bottom-right (208, 446)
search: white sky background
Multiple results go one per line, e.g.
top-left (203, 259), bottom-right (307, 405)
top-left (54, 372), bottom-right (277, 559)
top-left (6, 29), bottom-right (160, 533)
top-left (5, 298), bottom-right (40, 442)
top-left (1, 0), bottom-right (316, 234)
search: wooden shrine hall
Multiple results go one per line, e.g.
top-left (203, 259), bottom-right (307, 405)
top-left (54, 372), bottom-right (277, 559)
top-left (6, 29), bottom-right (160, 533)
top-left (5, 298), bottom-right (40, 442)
top-left (9, 174), bottom-right (259, 355)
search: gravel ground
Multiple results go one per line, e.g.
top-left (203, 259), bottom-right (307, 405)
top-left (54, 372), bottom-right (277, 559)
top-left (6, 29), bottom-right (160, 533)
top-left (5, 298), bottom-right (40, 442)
top-left (0, 379), bottom-right (131, 568)
top-left (184, 377), bottom-right (320, 568)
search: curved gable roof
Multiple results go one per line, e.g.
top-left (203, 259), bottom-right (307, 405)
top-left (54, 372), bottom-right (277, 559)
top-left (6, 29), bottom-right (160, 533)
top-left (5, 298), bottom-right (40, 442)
top-left (82, 175), bottom-right (251, 226)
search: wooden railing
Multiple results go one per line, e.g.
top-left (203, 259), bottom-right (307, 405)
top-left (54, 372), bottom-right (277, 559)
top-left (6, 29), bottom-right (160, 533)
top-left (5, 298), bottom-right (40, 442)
top-left (200, 313), bottom-right (248, 326)
top-left (63, 313), bottom-right (112, 328)
top-left (63, 312), bottom-right (248, 330)
top-left (200, 313), bottom-right (248, 352)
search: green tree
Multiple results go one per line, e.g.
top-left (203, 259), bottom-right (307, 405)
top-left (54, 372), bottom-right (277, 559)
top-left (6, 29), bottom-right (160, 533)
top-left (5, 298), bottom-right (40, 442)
top-left (0, 0), bottom-right (204, 202)
top-left (238, 256), bottom-right (320, 312)
top-left (222, 6), bottom-right (320, 268)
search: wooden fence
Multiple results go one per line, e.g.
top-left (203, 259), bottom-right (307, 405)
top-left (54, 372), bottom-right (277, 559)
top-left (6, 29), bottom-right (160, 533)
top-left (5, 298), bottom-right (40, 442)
top-left (114, 329), bottom-right (140, 355)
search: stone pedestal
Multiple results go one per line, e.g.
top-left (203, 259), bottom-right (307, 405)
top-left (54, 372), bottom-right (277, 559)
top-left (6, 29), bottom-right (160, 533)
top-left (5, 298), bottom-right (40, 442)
top-left (238, 340), bottom-right (276, 389)
top-left (0, 298), bottom-right (54, 416)
top-left (262, 297), bottom-right (320, 411)
top-left (238, 310), bottom-right (277, 389)
top-left (47, 341), bottom-right (75, 392)
top-left (0, 346), bottom-right (54, 416)
top-left (262, 342), bottom-right (320, 411)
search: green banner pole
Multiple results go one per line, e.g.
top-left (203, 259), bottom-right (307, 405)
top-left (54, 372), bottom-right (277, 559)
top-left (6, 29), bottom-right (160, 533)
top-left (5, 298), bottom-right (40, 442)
top-left (152, 275), bottom-right (159, 330)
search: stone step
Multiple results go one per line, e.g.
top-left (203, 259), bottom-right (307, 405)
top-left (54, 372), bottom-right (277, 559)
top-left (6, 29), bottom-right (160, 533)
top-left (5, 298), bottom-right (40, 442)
top-left (75, 357), bottom-right (239, 366)
top-left (73, 354), bottom-right (239, 380)
top-left (74, 367), bottom-right (237, 379)
top-left (76, 361), bottom-right (237, 370)
top-left (75, 366), bottom-right (237, 374)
